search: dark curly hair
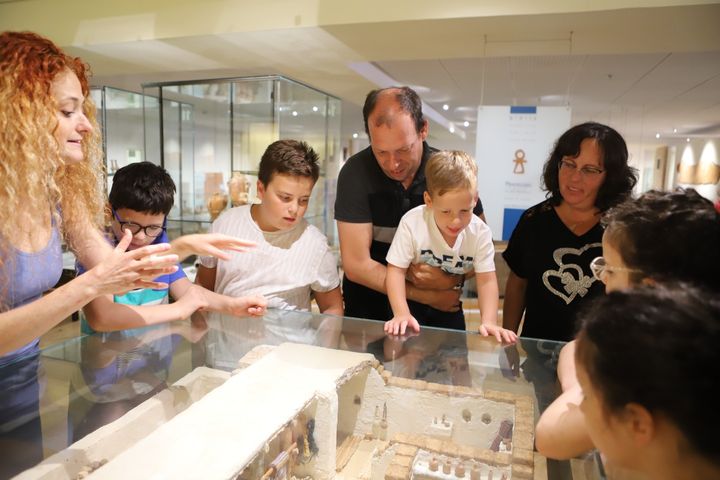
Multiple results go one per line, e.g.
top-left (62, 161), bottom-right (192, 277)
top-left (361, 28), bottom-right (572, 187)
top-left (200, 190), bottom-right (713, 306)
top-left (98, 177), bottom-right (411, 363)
top-left (576, 285), bottom-right (720, 467)
top-left (602, 188), bottom-right (720, 290)
top-left (542, 122), bottom-right (637, 211)
top-left (362, 86), bottom-right (425, 138)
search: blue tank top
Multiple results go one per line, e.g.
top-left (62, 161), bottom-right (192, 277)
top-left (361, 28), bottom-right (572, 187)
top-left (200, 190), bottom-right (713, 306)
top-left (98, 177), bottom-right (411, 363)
top-left (0, 226), bottom-right (63, 363)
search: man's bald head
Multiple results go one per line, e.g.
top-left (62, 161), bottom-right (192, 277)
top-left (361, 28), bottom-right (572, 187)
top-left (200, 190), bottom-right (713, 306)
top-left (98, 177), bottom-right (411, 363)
top-left (362, 86), bottom-right (426, 139)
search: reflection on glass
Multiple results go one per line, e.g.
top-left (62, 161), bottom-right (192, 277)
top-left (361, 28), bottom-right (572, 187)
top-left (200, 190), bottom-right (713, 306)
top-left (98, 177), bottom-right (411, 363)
top-left (0, 354), bottom-right (43, 479)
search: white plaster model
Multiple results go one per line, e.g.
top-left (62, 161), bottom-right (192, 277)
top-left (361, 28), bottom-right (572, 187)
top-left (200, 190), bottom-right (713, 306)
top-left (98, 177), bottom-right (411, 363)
top-left (17, 343), bottom-right (534, 480)
top-left (86, 343), bottom-right (373, 480)
top-left (14, 367), bottom-right (230, 480)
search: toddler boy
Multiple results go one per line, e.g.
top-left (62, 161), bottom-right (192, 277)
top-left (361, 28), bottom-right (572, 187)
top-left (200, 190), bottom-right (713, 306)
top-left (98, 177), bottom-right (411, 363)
top-left (384, 150), bottom-right (516, 343)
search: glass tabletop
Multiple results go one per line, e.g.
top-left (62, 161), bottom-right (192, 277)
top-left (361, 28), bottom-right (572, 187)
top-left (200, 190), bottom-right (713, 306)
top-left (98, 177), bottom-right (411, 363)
top-left (0, 310), bottom-right (603, 480)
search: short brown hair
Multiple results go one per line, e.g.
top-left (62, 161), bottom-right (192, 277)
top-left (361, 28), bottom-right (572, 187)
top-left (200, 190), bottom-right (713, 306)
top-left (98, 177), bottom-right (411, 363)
top-left (425, 150), bottom-right (477, 197)
top-left (258, 139), bottom-right (320, 185)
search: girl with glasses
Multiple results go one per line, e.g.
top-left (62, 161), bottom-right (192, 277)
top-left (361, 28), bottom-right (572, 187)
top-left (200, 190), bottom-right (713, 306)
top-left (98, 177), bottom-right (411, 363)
top-left (536, 188), bottom-right (720, 460)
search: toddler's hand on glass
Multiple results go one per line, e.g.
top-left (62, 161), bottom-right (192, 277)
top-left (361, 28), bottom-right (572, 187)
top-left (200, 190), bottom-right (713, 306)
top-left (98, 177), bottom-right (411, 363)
top-left (384, 314), bottom-right (420, 336)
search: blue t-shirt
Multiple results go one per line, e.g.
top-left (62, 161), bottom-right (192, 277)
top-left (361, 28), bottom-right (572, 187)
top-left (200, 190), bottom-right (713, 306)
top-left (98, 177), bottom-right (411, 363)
top-left (77, 230), bottom-right (186, 333)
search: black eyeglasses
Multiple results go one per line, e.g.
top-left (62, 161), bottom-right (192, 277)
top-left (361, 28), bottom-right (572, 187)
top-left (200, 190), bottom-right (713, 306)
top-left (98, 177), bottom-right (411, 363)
top-left (112, 208), bottom-right (166, 238)
top-left (559, 159), bottom-right (604, 177)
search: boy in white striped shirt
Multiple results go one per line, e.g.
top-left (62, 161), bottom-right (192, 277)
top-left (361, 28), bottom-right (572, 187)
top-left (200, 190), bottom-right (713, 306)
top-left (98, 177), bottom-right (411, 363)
top-left (196, 140), bottom-right (343, 317)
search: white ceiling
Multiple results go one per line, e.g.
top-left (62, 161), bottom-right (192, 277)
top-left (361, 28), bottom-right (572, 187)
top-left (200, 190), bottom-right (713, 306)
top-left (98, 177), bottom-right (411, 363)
top-left (378, 51), bottom-right (720, 145)
top-left (2, 1), bottom-right (719, 147)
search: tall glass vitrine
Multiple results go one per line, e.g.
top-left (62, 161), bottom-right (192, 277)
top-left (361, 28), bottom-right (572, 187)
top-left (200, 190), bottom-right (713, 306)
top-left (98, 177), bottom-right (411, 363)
top-left (142, 76), bottom-right (341, 244)
top-left (90, 87), bottom-right (146, 193)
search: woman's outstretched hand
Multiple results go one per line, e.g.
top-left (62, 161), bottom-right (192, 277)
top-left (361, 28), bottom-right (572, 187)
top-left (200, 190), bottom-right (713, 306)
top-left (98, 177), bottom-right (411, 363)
top-left (85, 229), bottom-right (180, 296)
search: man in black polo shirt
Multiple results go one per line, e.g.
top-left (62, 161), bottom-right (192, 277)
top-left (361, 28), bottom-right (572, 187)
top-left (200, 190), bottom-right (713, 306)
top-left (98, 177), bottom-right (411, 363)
top-left (335, 86), bottom-right (484, 322)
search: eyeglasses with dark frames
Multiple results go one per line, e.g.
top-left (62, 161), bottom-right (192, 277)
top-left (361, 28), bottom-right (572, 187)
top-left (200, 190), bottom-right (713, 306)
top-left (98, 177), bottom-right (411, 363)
top-left (559, 159), bottom-right (604, 177)
top-left (112, 208), bottom-right (166, 238)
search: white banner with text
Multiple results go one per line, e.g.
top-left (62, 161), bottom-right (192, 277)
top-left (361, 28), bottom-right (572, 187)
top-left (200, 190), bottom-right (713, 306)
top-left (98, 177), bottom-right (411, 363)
top-left (475, 106), bottom-right (571, 240)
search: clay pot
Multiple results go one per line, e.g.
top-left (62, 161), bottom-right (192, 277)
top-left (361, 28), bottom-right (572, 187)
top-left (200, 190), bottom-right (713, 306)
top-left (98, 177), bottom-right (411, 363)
top-left (228, 172), bottom-right (249, 206)
top-left (208, 192), bottom-right (228, 221)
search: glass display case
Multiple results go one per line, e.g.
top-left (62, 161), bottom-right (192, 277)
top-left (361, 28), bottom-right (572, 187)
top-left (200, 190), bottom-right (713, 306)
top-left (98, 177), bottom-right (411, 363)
top-left (1, 312), bottom-right (602, 480)
top-left (89, 86), bottom-right (146, 193)
top-left (142, 76), bottom-right (342, 243)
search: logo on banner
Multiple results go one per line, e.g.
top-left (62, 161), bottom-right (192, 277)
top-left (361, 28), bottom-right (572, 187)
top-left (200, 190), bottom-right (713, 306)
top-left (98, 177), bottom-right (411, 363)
top-left (513, 149), bottom-right (527, 174)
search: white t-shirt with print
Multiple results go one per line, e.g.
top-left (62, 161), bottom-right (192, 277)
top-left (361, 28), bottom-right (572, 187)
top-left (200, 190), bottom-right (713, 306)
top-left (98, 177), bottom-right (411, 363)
top-left (386, 205), bottom-right (495, 275)
top-left (199, 205), bottom-right (340, 311)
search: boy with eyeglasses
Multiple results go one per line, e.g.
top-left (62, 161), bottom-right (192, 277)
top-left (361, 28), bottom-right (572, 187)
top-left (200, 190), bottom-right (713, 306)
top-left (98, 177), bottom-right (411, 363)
top-left (77, 162), bottom-right (266, 333)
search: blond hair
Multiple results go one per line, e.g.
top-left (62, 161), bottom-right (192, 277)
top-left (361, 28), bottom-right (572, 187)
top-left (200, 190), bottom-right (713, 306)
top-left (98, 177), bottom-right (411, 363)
top-left (425, 150), bottom-right (477, 197)
top-left (0, 31), bottom-right (104, 309)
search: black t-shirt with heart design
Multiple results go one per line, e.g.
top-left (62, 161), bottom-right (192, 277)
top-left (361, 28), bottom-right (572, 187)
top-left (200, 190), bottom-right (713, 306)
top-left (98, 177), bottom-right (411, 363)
top-left (503, 200), bottom-right (605, 342)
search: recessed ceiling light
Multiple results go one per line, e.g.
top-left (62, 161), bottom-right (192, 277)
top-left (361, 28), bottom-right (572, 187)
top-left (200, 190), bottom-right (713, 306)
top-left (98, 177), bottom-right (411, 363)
top-left (352, 133), bottom-right (358, 139)
top-left (655, 133), bottom-right (660, 139)
top-left (442, 104), bottom-right (449, 111)
top-left (292, 111), bottom-right (298, 117)
top-left (312, 106), bottom-right (319, 112)
top-left (449, 125), bottom-right (455, 133)
top-left (463, 121), bottom-right (470, 127)
top-left (686, 138), bottom-right (690, 142)
top-left (673, 128), bottom-right (677, 133)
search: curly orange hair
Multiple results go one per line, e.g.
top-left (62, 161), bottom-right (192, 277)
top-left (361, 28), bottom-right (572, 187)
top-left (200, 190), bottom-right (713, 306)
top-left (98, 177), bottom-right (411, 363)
top-left (0, 31), bottom-right (104, 308)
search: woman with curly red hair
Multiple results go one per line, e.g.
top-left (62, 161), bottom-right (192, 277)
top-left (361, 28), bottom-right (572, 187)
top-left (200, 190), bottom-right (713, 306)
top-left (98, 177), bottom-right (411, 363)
top-left (0, 31), bottom-right (181, 360)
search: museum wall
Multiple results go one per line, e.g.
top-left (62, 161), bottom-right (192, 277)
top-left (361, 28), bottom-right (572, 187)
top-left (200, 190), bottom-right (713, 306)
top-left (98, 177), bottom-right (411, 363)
top-left (675, 137), bottom-right (720, 201)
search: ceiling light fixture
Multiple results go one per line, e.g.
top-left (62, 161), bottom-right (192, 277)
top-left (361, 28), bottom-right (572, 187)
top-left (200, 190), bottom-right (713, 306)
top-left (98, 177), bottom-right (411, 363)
top-left (687, 138), bottom-right (690, 142)
top-left (655, 133), bottom-right (660, 139)
top-left (442, 104), bottom-right (449, 111)
top-left (673, 128), bottom-right (677, 133)
top-left (352, 133), bottom-right (358, 139)
top-left (449, 125), bottom-right (455, 133)
top-left (292, 111), bottom-right (298, 117)
top-left (312, 106), bottom-right (319, 112)
top-left (463, 121), bottom-right (470, 127)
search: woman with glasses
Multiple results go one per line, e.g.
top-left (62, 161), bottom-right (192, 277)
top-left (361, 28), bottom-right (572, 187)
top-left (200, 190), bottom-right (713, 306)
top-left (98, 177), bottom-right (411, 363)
top-left (502, 122), bottom-right (637, 342)
top-left (536, 188), bottom-right (720, 459)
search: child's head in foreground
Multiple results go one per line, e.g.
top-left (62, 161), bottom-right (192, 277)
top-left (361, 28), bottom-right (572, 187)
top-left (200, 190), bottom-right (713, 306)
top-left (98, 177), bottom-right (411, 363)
top-left (423, 150), bottom-right (478, 244)
top-left (108, 161), bottom-right (175, 250)
top-left (594, 188), bottom-right (720, 292)
top-left (575, 285), bottom-right (720, 476)
top-left (254, 139), bottom-right (320, 232)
